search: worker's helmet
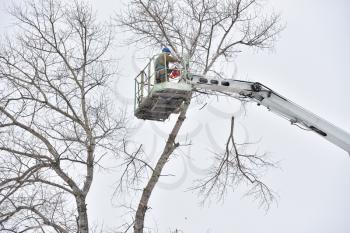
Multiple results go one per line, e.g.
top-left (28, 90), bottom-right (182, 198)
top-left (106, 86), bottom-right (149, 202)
top-left (162, 47), bottom-right (171, 54)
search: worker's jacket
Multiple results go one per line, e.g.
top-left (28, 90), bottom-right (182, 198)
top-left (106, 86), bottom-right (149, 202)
top-left (155, 53), bottom-right (178, 72)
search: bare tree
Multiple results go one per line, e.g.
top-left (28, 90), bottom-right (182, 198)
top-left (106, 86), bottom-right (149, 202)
top-left (118, 0), bottom-right (283, 232)
top-left (0, 0), bottom-right (125, 232)
top-left (192, 116), bottom-right (277, 207)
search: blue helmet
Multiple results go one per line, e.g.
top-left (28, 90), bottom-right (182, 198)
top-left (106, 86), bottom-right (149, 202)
top-left (162, 47), bottom-right (171, 53)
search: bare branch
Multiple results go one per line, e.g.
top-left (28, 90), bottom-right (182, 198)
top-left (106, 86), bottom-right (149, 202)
top-left (191, 116), bottom-right (277, 210)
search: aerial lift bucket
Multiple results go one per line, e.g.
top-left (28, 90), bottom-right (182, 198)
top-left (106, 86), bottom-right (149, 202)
top-left (134, 54), bottom-right (192, 121)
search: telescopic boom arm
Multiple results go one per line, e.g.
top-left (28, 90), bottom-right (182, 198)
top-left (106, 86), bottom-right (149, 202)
top-left (189, 75), bottom-right (350, 155)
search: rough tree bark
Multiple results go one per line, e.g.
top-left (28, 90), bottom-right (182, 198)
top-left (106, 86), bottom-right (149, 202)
top-left (133, 98), bottom-right (191, 233)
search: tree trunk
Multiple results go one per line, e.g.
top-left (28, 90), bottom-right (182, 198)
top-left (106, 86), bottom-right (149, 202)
top-left (76, 195), bottom-right (89, 233)
top-left (133, 99), bottom-right (191, 233)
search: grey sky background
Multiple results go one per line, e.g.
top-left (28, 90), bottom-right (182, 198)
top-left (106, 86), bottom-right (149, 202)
top-left (1, 0), bottom-right (350, 233)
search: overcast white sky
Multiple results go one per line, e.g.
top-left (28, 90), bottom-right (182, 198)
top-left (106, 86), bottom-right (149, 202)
top-left (1, 0), bottom-right (350, 233)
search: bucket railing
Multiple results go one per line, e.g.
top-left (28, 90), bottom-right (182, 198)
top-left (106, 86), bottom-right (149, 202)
top-left (134, 54), bottom-right (190, 113)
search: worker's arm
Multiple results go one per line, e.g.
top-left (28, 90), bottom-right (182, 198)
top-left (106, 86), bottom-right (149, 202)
top-left (165, 54), bottom-right (180, 63)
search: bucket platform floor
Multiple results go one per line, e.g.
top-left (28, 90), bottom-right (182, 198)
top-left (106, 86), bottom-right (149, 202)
top-left (135, 82), bottom-right (192, 121)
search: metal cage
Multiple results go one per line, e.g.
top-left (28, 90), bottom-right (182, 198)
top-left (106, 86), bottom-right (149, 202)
top-left (134, 54), bottom-right (192, 121)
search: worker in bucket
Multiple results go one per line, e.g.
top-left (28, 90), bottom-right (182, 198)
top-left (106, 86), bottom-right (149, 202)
top-left (155, 47), bottom-right (180, 83)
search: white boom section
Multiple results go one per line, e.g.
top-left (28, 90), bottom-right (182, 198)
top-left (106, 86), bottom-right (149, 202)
top-left (189, 75), bottom-right (350, 155)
